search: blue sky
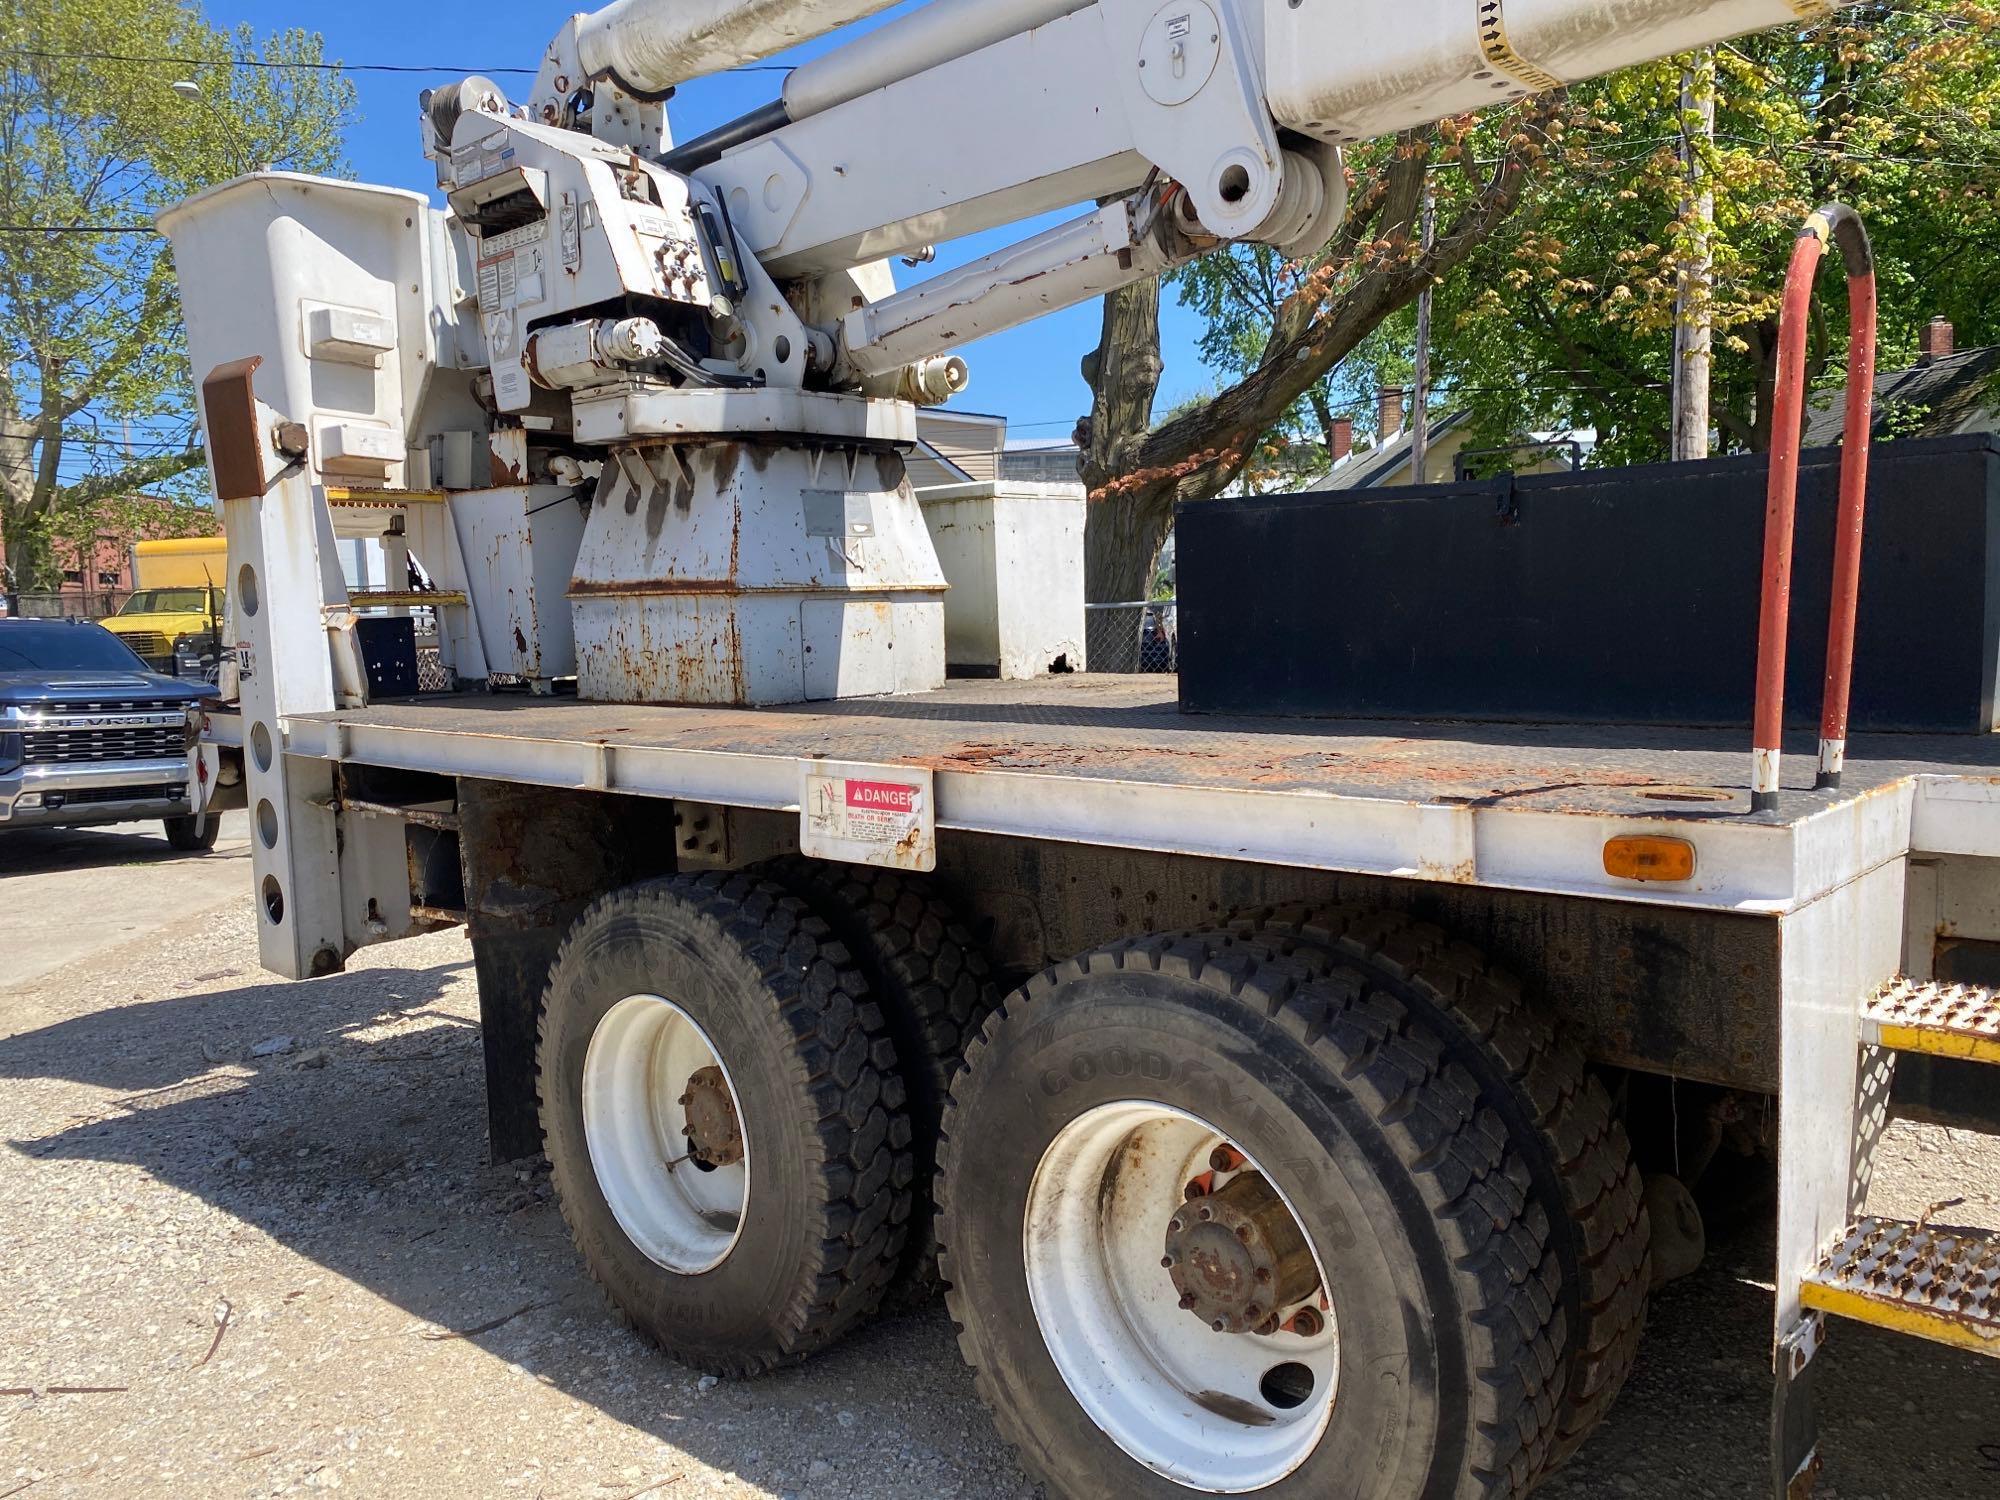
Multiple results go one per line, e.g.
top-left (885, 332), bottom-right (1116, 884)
top-left (207, 0), bottom-right (1222, 444)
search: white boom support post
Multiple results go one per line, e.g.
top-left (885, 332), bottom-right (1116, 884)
top-left (201, 365), bottom-right (353, 980)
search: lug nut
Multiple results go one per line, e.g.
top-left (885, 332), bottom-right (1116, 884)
top-left (1235, 1225), bottom-right (1254, 1243)
top-left (1196, 1206), bottom-right (1213, 1222)
top-left (1255, 1315), bottom-right (1281, 1336)
top-left (1209, 1144), bottom-right (1246, 1173)
top-left (1255, 1267), bottom-right (1272, 1285)
top-left (1161, 1254), bottom-right (1177, 1269)
top-left (1290, 1306), bottom-right (1326, 1338)
top-left (1179, 1294), bottom-right (1199, 1311)
top-left (1168, 1216), bottom-right (1186, 1235)
top-left (1210, 1318), bottom-right (1229, 1333)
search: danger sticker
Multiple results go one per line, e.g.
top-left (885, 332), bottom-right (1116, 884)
top-left (801, 763), bottom-right (935, 872)
top-left (846, 779), bottom-right (915, 814)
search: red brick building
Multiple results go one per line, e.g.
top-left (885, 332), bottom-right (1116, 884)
top-left (0, 497), bottom-right (209, 617)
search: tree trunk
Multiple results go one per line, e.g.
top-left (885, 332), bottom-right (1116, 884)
top-left (1671, 54), bottom-right (1716, 461)
top-left (1080, 277), bottom-right (1169, 606)
top-left (2, 522), bottom-right (42, 614)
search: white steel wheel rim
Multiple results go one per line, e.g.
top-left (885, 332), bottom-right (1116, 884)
top-left (582, 993), bottom-right (748, 1274)
top-left (1024, 1101), bottom-right (1340, 1493)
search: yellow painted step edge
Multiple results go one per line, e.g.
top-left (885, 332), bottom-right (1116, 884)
top-left (1871, 1022), bottom-right (2000, 1066)
top-left (1799, 1280), bottom-right (2000, 1358)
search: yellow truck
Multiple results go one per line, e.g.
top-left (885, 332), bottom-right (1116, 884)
top-left (102, 537), bottom-right (226, 678)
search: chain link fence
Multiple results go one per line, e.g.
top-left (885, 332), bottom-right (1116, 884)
top-left (415, 628), bottom-right (452, 693)
top-left (1086, 600), bottom-right (1178, 675)
top-left (3, 590), bottom-right (131, 620)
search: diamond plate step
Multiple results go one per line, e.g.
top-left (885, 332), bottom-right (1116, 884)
top-left (346, 589), bottom-right (469, 609)
top-left (1800, 1217), bottom-right (2000, 1358)
top-left (1860, 978), bottom-right (2000, 1065)
top-left (325, 486), bottom-right (446, 509)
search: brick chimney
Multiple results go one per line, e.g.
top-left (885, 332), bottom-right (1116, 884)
top-left (1919, 316), bottom-right (1954, 364)
top-left (1330, 416), bottom-right (1353, 463)
top-left (1378, 387), bottom-right (1404, 441)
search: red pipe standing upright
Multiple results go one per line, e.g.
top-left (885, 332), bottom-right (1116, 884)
top-left (1749, 204), bottom-right (1876, 813)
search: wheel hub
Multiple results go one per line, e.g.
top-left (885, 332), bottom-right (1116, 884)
top-left (1164, 1170), bottom-right (1320, 1334)
top-left (679, 1064), bottom-right (745, 1167)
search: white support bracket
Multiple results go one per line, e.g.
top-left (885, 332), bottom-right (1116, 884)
top-left (202, 356), bottom-right (417, 979)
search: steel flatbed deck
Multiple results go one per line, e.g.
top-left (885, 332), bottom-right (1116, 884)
top-left (237, 674), bottom-right (2000, 917)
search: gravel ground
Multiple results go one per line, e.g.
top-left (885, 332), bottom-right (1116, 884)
top-left (3, 827), bottom-right (1998, 1499)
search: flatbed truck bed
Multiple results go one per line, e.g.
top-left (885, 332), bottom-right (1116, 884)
top-left (232, 672), bottom-right (2000, 918)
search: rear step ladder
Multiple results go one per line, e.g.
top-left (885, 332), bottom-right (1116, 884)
top-left (1859, 978), bottom-right (2000, 1065)
top-left (1774, 976), bottom-right (2000, 1497)
top-left (1801, 1216), bottom-right (2000, 1357)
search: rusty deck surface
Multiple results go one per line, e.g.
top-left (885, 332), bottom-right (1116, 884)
top-left (294, 674), bottom-right (2000, 823)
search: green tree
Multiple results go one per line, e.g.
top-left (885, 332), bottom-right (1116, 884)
top-left (0, 0), bottom-right (353, 602)
top-left (1438, 1), bottom-right (2000, 465)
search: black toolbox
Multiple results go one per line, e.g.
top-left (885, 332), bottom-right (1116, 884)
top-left (1175, 434), bottom-right (2000, 733)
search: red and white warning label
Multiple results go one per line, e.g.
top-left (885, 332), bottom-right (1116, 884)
top-left (801, 762), bottom-right (936, 872)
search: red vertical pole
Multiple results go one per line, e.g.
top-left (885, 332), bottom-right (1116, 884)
top-left (1751, 227), bottom-right (1826, 814)
top-left (1817, 243), bottom-right (1878, 790)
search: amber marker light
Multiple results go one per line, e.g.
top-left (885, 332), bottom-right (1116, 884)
top-left (1603, 836), bottom-right (1696, 883)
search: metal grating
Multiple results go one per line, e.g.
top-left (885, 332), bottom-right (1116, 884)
top-left (1802, 1217), bottom-right (2000, 1358)
top-left (1862, 977), bottom-right (2000, 1065)
top-left (114, 630), bottom-right (171, 658)
top-left (56, 782), bottom-right (186, 806)
top-left (29, 699), bottom-right (186, 714)
top-left (24, 726), bottom-right (186, 764)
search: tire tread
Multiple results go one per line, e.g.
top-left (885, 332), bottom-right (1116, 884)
top-left (537, 871), bottom-right (913, 1377)
top-left (758, 858), bottom-right (999, 1296)
top-left (937, 929), bottom-right (1566, 1499)
top-left (1225, 905), bottom-right (1650, 1472)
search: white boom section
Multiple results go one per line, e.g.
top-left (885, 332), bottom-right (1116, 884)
top-left (1263, 0), bottom-right (1846, 145)
top-left (780, 0), bottom-right (1095, 119)
top-left (685, 0), bottom-right (1849, 357)
top-left (577, 0), bottom-right (901, 94)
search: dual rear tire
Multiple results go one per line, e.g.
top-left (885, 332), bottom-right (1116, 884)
top-left (939, 931), bottom-right (1572, 1498)
top-left (534, 874), bottom-right (1646, 1496)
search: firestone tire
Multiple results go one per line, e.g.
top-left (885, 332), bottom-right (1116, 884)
top-left (163, 812), bottom-right (220, 851)
top-left (1225, 906), bottom-right (1651, 1474)
top-left (938, 932), bottom-right (1566, 1500)
top-left (757, 857), bottom-right (998, 1298)
top-left (537, 872), bottom-right (915, 1377)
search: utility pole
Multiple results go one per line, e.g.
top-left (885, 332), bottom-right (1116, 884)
top-left (1410, 180), bottom-right (1435, 482)
top-left (1671, 51), bottom-right (1716, 461)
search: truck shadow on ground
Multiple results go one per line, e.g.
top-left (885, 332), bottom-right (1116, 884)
top-left (4, 947), bottom-right (1999, 1497)
top-left (0, 949), bottom-right (1023, 1497)
top-left (0, 823), bottom-right (247, 879)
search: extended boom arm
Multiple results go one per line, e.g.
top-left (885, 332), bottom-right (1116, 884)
top-left (448, 0), bottom-right (1852, 409)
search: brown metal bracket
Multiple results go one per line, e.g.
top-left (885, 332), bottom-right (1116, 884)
top-left (200, 356), bottom-right (269, 501)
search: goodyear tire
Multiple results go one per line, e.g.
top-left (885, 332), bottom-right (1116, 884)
top-left (538, 872), bottom-right (914, 1376)
top-left (1225, 906), bottom-right (1650, 1473)
top-left (939, 932), bottom-right (1566, 1499)
top-left (758, 857), bottom-right (998, 1297)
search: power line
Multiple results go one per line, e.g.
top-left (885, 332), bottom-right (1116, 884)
top-left (0, 45), bottom-right (792, 77)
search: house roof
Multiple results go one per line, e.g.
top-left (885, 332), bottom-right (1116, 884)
top-left (1802, 344), bottom-right (2000, 447)
top-left (1305, 410), bottom-right (1473, 491)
